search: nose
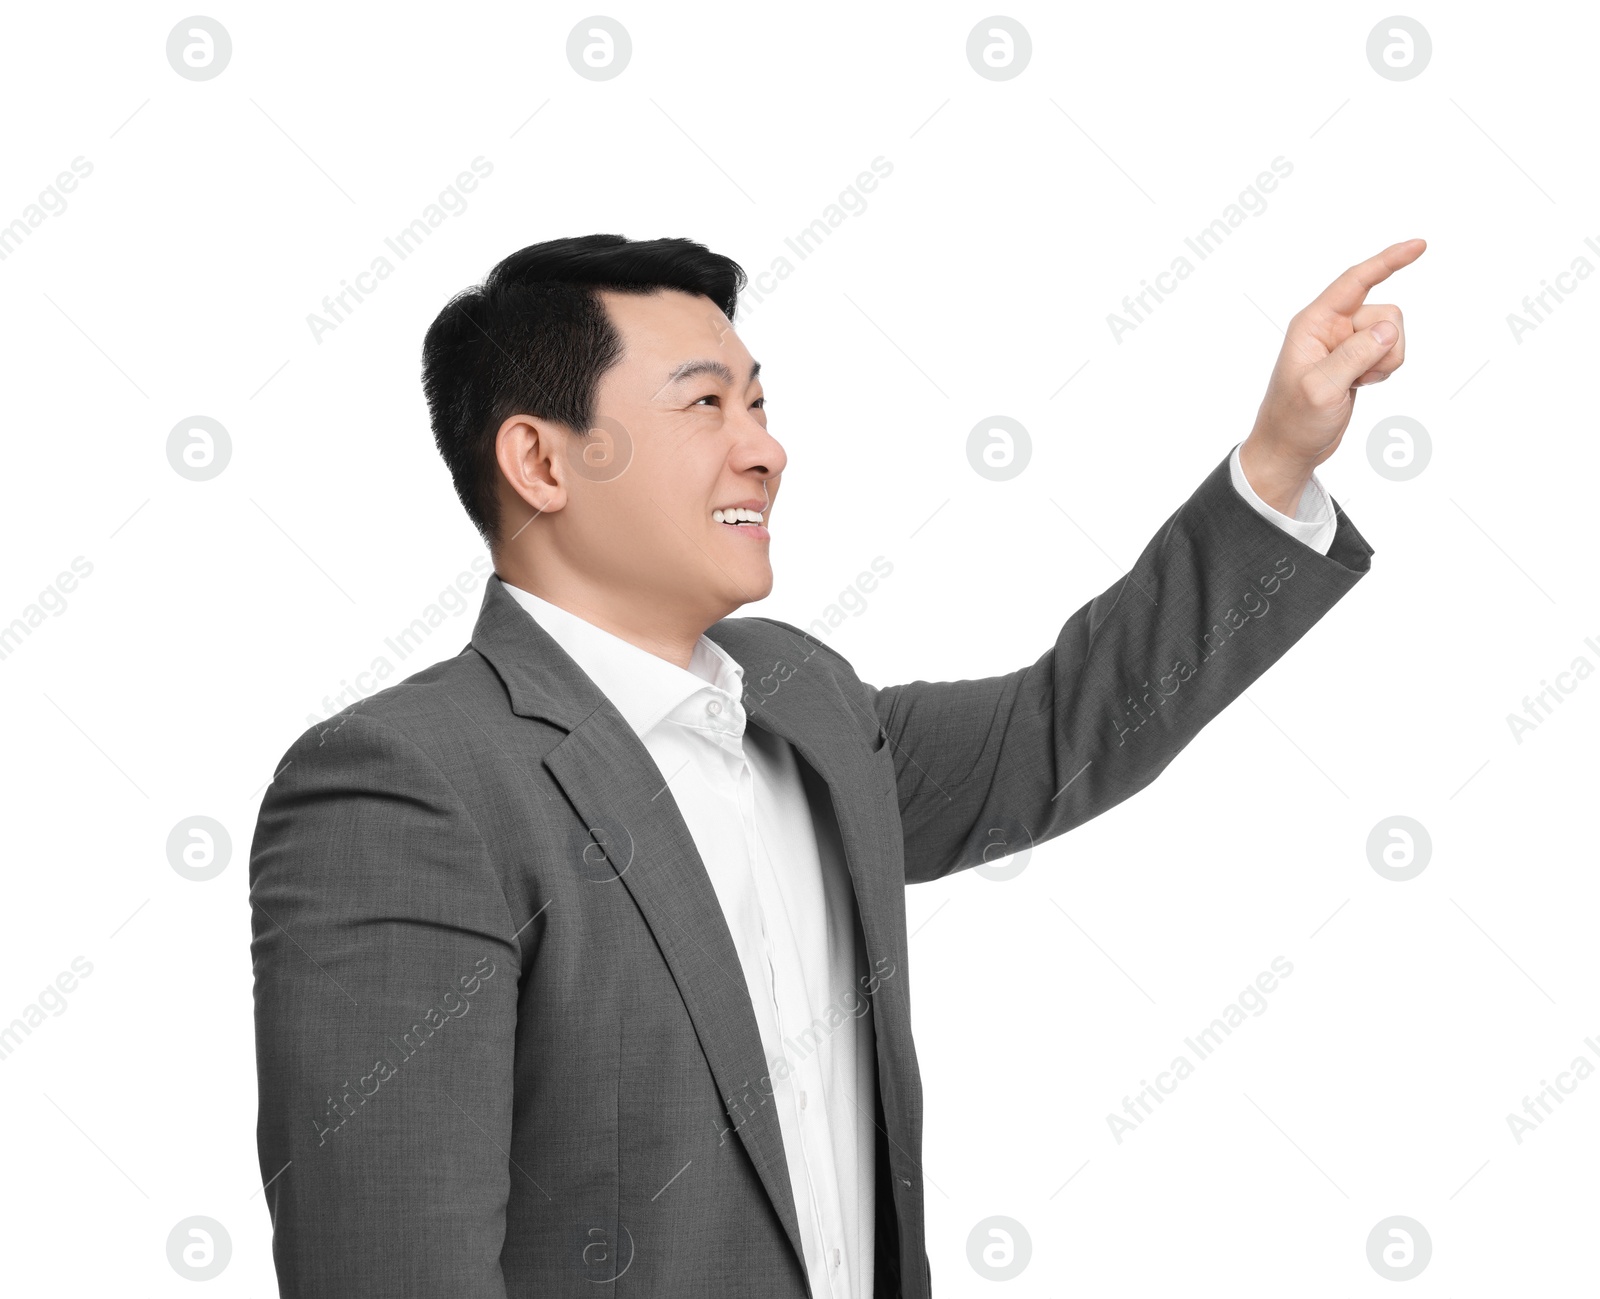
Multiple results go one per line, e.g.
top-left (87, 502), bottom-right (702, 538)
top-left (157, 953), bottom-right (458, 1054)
top-left (733, 417), bottom-right (786, 486)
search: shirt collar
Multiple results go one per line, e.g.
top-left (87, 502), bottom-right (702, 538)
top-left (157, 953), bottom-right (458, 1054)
top-left (500, 581), bottom-right (746, 739)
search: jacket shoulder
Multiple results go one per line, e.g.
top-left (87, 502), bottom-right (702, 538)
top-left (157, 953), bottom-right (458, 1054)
top-left (274, 644), bottom-right (506, 769)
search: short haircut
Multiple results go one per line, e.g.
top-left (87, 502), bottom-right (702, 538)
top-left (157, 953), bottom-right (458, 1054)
top-left (421, 234), bottom-right (747, 545)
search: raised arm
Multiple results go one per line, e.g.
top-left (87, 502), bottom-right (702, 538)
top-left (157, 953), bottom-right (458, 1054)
top-left (866, 238), bottom-right (1423, 883)
top-left (249, 711), bottom-right (521, 1297)
top-left (867, 449), bottom-right (1373, 884)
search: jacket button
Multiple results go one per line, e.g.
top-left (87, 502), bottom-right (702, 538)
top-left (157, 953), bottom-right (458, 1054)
top-left (899, 1176), bottom-right (911, 1187)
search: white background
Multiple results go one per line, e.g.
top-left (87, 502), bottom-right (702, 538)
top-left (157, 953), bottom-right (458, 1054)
top-left (1, 1), bottom-right (1595, 1293)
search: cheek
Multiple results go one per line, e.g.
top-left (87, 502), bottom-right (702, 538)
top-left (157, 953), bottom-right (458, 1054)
top-left (605, 485), bottom-right (700, 556)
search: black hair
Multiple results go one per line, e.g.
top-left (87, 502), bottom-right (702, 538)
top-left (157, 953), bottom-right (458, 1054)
top-left (421, 234), bottom-right (747, 545)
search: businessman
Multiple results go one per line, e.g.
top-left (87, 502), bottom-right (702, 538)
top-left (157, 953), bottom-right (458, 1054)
top-left (250, 233), bottom-right (1423, 1296)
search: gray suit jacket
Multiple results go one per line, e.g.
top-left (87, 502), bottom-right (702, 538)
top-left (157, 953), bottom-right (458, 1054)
top-left (249, 451), bottom-right (1372, 1296)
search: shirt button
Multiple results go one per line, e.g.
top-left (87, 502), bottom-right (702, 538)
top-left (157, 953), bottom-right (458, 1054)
top-left (706, 699), bottom-right (723, 716)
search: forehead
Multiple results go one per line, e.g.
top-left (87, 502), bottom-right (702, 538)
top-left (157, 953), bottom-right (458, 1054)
top-left (598, 288), bottom-right (745, 366)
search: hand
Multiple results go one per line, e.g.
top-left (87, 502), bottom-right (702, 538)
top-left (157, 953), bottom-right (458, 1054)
top-left (1239, 238), bottom-right (1426, 514)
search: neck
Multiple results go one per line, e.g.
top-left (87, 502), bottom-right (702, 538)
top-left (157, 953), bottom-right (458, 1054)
top-left (495, 556), bottom-right (711, 672)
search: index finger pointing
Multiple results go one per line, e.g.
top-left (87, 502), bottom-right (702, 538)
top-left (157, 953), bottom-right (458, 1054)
top-left (1310, 238), bottom-right (1427, 317)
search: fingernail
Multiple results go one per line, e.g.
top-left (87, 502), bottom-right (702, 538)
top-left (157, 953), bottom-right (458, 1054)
top-left (1372, 321), bottom-right (1398, 346)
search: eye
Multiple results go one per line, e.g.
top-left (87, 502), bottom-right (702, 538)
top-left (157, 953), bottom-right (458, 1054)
top-left (752, 396), bottom-right (766, 409)
top-left (692, 394), bottom-right (719, 406)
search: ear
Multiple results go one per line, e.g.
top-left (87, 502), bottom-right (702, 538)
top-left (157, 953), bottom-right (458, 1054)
top-left (493, 414), bottom-right (567, 548)
top-left (496, 414), bottom-right (567, 510)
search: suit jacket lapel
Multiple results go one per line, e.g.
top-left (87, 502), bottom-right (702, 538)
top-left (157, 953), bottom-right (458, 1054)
top-left (469, 576), bottom-right (896, 1278)
top-left (709, 615), bottom-right (919, 1200)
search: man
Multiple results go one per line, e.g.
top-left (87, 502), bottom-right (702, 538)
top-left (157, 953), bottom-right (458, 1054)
top-left (250, 233), bottom-right (1422, 1296)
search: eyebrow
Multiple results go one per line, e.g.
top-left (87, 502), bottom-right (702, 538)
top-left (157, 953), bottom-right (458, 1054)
top-left (660, 357), bottom-right (762, 390)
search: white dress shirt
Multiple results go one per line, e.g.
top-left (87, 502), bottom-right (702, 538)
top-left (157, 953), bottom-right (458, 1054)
top-left (1229, 440), bottom-right (1336, 556)
top-left (499, 449), bottom-right (1333, 1296)
top-left (503, 583), bottom-right (879, 1297)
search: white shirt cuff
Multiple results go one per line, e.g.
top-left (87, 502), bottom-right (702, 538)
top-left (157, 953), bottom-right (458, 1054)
top-left (1228, 441), bottom-right (1336, 556)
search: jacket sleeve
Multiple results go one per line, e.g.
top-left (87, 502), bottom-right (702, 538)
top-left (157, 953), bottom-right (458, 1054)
top-left (249, 710), bottom-right (522, 1297)
top-left (862, 449), bottom-right (1374, 884)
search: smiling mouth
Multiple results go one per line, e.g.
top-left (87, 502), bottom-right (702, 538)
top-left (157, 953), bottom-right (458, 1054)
top-left (712, 503), bottom-right (768, 538)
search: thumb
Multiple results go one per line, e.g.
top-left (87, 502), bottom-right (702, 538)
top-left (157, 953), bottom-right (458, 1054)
top-left (1321, 319), bottom-right (1398, 391)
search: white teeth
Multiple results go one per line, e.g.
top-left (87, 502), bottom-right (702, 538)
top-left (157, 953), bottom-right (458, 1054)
top-left (714, 507), bottom-right (764, 525)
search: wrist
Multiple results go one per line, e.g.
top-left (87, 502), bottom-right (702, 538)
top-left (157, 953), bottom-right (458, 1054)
top-left (1238, 433), bottom-right (1316, 517)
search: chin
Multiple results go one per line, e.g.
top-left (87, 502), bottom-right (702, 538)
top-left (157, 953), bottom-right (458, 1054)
top-left (724, 567), bottom-right (774, 610)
